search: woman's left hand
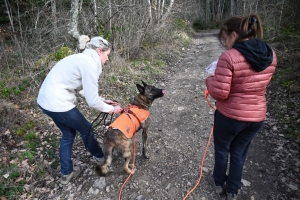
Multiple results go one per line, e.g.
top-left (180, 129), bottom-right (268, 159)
top-left (104, 99), bottom-right (120, 106)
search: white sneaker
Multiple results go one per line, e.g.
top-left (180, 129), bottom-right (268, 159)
top-left (94, 156), bottom-right (105, 165)
top-left (60, 166), bottom-right (82, 185)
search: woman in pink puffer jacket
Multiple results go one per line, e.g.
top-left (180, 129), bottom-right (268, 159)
top-left (206, 14), bottom-right (277, 200)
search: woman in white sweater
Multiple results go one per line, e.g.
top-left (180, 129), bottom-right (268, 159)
top-left (37, 36), bottom-right (122, 184)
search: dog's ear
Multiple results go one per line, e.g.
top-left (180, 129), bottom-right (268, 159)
top-left (141, 80), bottom-right (147, 87)
top-left (136, 84), bottom-right (145, 93)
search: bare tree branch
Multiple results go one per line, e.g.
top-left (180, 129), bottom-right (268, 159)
top-left (4, 0), bottom-right (24, 70)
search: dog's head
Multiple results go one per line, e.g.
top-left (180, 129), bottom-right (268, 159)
top-left (136, 80), bottom-right (166, 101)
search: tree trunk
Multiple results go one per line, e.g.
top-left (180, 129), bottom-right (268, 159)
top-left (4, 0), bottom-right (24, 70)
top-left (50, 0), bottom-right (57, 41)
top-left (230, 0), bottom-right (234, 16)
top-left (79, 0), bottom-right (83, 11)
top-left (161, 0), bottom-right (165, 21)
top-left (68, 0), bottom-right (80, 39)
top-left (212, 0), bottom-right (215, 21)
top-left (152, 0), bottom-right (157, 21)
top-left (206, 0), bottom-right (210, 26)
top-left (255, 0), bottom-right (258, 13)
top-left (51, 0), bottom-right (57, 30)
top-left (161, 0), bottom-right (174, 24)
top-left (109, 0), bottom-right (112, 30)
top-left (92, 0), bottom-right (97, 30)
top-left (279, 0), bottom-right (285, 29)
top-left (146, 0), bottom-right (152, 23)
top-left (157, 0), bottom-right (161, 23)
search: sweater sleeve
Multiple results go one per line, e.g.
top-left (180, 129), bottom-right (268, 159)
top-left (206, 52), bottom-right (233, 101)
top-left (80, 61), bottom-right (114, 113)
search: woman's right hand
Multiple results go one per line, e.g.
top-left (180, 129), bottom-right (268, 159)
top-left (112, 105), bottom-right (122, 114)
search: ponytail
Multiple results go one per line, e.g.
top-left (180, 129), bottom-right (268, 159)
top-left (240, 14), bottom-right (263, 39)
top-left (218, 14), bottom-right (264, 42)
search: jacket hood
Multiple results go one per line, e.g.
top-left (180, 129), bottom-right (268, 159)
top-left (233, 39), bottom-right (273, 72)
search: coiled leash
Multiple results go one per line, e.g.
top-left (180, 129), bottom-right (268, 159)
top-left (91, 112), bottom-right (114, 133)
top-left (85, 112), bottom-right (114, 151)
top-left (183, 88), bottom-right (216, 200)
top-left (91, 100), bottom-right (121, 136)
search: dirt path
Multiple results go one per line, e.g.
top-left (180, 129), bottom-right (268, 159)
top-left (54, 30), bottom-right (299, 200)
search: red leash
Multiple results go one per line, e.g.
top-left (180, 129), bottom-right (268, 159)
top-left (182, 88), bottom-right (215, 200)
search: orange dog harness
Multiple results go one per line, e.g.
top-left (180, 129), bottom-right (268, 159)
top-left (109, 105), bottom-right (150, 138)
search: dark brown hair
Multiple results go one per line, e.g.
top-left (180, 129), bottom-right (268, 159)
top-left (218, 14), bottom-right (263, 43)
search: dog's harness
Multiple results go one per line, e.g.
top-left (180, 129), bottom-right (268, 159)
top-left (109, 105), bottom-right (150, 138)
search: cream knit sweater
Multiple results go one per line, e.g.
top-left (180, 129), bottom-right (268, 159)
top-left (37, 49), bottom-right (114, 113)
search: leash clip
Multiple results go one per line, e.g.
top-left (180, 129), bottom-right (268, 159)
top-left (204, 88), bottom-right (209, 98)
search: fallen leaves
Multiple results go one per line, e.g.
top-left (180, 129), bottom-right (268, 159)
top-left (15, 177), bottom-right (24, 183)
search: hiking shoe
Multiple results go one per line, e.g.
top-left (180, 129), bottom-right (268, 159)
top-left (94, 156), bottom-right (105, 165)
top-left (207, 171), bottom-right (225, 195)
top-left (226, 190), bottom-right (238, 200)
top-left (60, 166), bottom-right (82, 185)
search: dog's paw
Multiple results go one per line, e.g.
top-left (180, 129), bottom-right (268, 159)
top-left (95, 165), bottom-right (108, 176)
top-left (142, 148), bottom-right (150, 159)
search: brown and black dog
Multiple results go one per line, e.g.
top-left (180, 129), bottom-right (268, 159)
top-left (96, 81), bottom-right (165, 176)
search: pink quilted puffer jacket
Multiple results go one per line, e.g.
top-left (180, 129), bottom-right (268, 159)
top-left (206, 48), bottom-right (277, 122)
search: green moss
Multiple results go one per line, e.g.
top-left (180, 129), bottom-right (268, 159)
top-left (54, 47), bottom-right (74, 61)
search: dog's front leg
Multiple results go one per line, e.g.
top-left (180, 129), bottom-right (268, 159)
top-left (142, 118), bottom-right (151, 159)
top-left (142, 128), bottom-right (149, 159)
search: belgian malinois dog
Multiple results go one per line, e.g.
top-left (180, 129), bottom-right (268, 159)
top-left (96, 81), bottom-right (165, 176)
